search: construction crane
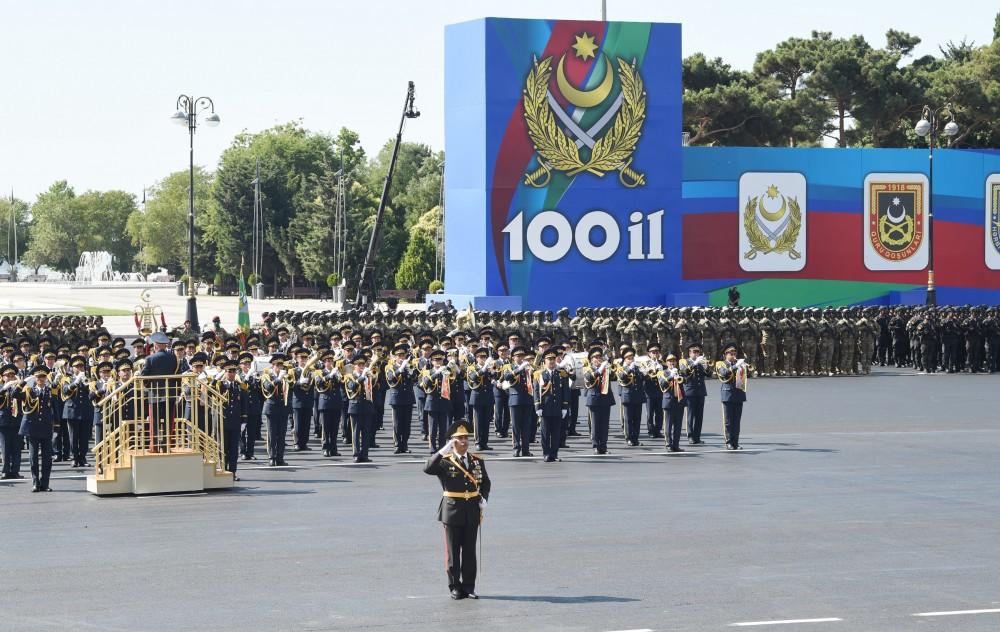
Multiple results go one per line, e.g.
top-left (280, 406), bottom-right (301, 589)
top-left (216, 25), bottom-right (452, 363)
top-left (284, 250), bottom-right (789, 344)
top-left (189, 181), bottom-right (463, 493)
top-left (355, 81), bottom-right (420, 305)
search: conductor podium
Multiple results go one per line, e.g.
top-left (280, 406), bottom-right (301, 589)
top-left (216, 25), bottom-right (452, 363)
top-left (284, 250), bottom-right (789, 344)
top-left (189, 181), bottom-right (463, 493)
top-left (87, 374), bottom-right (235, 496)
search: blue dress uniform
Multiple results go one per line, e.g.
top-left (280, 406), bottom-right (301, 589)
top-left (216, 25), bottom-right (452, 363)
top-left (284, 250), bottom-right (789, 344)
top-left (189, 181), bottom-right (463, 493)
top-left (0, 365), bottom-right (23, 479)
top-left (344, 360), bottom-right (375, 462)
top-left (533, 356), bottom-right (570, 462)
top-left (582, 349), bottom-right (615, 454)
top-left (447, 357), bottom-right (467, 425)
top-left (261, 355), bottom-right (291, 467)
top-left (89, 367), bottom-right (115, 445)
top-left (656, 359), bottom-right (687, 451)
top-left (385, 345), bottom-right (417, 454)
top-left (465, 352), bottom-right (495, 451)
top-left (17, 368), bottom-right (57, 491)
top-left (416, 351), bottom-right (432, 439)
top-left (492, 351), bottom-right (511, 438)
top-left (501, 347), bottom-right (535, 457)
top-left (716, 346), bottom-right (748, 450)
top-left (423, 421), bottom-right (491, 600)
top-left (216, 363), bottom-right (247, 477)
top-left (370, 350), bottom-right (389, 448)
top-left (340, 345), bottom-right (358, 445)
top-left (139, 333), bottom-right (181, 452)
top-left (60, 356), bottom-right (93, 467)
top-left (239, 354), bottom-right (263, 460)
top-left (315, 354), bottom-right (343, 457)
top-left (643, 345), bottom-right (664, 439)
top-left (290, 355), bottom-right (316, 451)
top-left (616, 348), bottom-right (645, 446)
top-left (680, 344), bottom-right (710, 444)
top-left (419, 350), bottom-right (453, 452)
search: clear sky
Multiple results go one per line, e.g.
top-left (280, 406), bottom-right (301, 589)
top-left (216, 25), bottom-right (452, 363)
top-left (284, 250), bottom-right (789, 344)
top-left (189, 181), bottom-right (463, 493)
top-left (1, 0), bottom-right (995, 201)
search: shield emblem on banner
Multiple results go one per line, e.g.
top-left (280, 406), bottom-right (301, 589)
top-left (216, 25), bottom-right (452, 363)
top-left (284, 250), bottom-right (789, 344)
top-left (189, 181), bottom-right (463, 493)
top-left (867, 182), bottom-right (924, 261)
top-left (990, 182), bottom-right (1000, 255)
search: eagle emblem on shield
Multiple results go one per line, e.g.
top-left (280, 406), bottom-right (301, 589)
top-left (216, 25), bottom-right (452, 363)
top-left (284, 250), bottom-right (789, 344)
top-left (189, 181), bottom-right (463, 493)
top-left (522, 32), bottom-right (646, 188)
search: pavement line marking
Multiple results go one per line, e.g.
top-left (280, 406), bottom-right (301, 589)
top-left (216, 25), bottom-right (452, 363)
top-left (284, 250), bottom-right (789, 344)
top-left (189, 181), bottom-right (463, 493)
top-left (729, 618), bottom-right (842, 627)
top-left (913, 608), bottom-right (1000, 617)
top-left (605, 629), bottom-right (653, 632)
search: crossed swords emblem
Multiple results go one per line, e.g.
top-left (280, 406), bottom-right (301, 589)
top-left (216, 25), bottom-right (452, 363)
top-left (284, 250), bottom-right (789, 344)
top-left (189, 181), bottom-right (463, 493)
top-left (523, 55), bottom-right (645, 189)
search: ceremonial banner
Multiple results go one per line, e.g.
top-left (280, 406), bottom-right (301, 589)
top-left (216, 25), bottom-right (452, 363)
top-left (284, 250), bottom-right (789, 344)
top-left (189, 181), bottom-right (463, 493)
top-left (443, 18), bottom-right (681, 310)
top-left (863, 173), bottom-right (928, 271)
top-left (738, 172), bottom-right (806, 272)
top-left (986, 174), bottom-right (1000, 270)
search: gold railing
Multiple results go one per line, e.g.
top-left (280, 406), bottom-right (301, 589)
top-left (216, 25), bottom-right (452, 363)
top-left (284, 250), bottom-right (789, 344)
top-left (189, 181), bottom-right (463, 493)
top-left (92, 374), bottom-right (228, 480)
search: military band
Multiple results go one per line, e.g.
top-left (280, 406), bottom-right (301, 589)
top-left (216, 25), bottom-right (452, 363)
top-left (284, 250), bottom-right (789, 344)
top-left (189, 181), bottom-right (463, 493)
top-left (4, 302), bottom-right (1000, 493)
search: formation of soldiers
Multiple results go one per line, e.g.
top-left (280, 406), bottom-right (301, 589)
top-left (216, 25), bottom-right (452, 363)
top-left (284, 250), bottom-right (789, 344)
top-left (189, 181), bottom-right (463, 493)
top-left (1, 303), bottom-right (996, 491)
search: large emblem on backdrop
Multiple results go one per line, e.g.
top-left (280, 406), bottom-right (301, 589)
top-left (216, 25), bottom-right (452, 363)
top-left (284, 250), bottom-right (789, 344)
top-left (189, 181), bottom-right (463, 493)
top-left (863, 173), bottom-right (928, 271)
top-left (986, 174), bottom-right (1000, 270)
top-left (738, 172), bottom-right (806, 272)
top-left (522, 32), bottom-right (647, 188)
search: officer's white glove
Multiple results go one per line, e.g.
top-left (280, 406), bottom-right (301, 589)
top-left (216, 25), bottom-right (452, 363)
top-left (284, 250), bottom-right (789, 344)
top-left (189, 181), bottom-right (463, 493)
top-left (736, 359), bottom-right (746, 368)
top-left (298, 376), bottom-right (310, 385)
top-left (479, 498), bottom-right (487, 509)
top-left (437, 438), bottom-right (454, 456)
top-left (696, 356), bottom-right (707, 366)
top-left (598, 361), bottom-right (609, 373)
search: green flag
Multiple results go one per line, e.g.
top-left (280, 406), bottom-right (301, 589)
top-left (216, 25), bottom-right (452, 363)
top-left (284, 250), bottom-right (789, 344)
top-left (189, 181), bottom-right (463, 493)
top-left (237, 267), bottom-right (250, 333)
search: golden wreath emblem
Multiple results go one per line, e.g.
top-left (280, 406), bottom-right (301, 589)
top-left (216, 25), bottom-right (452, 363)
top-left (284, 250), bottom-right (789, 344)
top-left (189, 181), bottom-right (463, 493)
top-left (522, 43), bottom-right (647, 189)
top-left (743, 185), bottom-right (802, 260)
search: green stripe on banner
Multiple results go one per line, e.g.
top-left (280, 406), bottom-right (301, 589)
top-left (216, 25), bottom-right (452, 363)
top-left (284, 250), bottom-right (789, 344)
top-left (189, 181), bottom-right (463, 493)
top-left (707, 279), bottom-right (924, 307)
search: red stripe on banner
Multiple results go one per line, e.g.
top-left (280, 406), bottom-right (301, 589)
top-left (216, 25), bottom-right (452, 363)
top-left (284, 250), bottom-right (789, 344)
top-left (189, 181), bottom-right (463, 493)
top-left (490, 21), bottom-right (609, 293)
top-left (682, 211), bottom-right (1000, 289)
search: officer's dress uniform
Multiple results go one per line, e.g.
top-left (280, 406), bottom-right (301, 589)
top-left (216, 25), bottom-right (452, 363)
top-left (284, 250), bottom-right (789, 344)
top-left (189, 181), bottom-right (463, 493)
top-left (315, 367), bottom-right (343, 457)
top-left (582, 362), bottom-right (615, 454)
top-left (291, 365), bottom-right (315, 451)
top-left (216, 376), bottom-right (247, 476)
top-left (680, 359), bottom-right (709, 444)
top-left (17, 379), bottom-right (57, 491)
top-left (716, 359), bottom-right (748, 449)
top-left (385, 361), bottom-right (416, 453)
top-left (423, 440), bottom-right (491, 599)
top-left (416, 354), bottom-right (431, 439)
top-left (643, 365), bottom-right (664, 438)
top-left (466, 362), bottom-right (495, 451)
top-left (139, 346), bottom-right (180, 451)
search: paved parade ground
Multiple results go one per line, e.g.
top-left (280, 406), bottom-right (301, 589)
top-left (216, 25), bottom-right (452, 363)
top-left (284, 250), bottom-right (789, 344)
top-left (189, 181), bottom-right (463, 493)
top-left (3, 368), bottom-right (998, 631)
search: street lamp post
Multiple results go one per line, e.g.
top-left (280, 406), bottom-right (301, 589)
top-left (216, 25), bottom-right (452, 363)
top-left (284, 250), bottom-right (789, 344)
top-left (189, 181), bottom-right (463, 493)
top-left (914, 103), bottom-right (958, 307)
top-left (171, 95), bottom-right (220, 331)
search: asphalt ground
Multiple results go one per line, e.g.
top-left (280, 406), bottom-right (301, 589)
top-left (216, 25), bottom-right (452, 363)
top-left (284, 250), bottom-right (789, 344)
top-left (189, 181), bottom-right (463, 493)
top-left (2, 367), bottom-right (998, 631)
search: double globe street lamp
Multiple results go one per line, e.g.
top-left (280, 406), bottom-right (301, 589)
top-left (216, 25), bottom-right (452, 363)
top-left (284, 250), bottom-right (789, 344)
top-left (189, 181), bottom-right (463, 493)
top-left (914, 103), bottom-right (958, 307)
top-left (171, 96), bottom-right (220, 331)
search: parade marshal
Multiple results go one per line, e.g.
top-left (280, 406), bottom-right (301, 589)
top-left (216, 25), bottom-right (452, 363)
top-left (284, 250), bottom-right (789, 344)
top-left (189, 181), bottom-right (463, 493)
top-left (423, 421), bottom-right (491, 600)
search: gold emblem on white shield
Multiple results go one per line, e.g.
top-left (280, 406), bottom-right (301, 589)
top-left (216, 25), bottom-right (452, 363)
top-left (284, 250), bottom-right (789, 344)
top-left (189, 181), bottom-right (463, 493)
top-left (743, 184), bottom-right (802, 260)
top-left (522, 32), bottom-right (647, 188)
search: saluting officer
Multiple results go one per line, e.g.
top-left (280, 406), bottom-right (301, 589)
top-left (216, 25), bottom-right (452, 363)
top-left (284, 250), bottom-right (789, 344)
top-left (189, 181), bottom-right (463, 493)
top-left (716, 343), bottom-right (749, 450)
top-left (423, 421), bottom-right (491, 600)
top-left (534, 348), bottom-right (570, 462)
top-left (582, 346), bottom-right (615, 455)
